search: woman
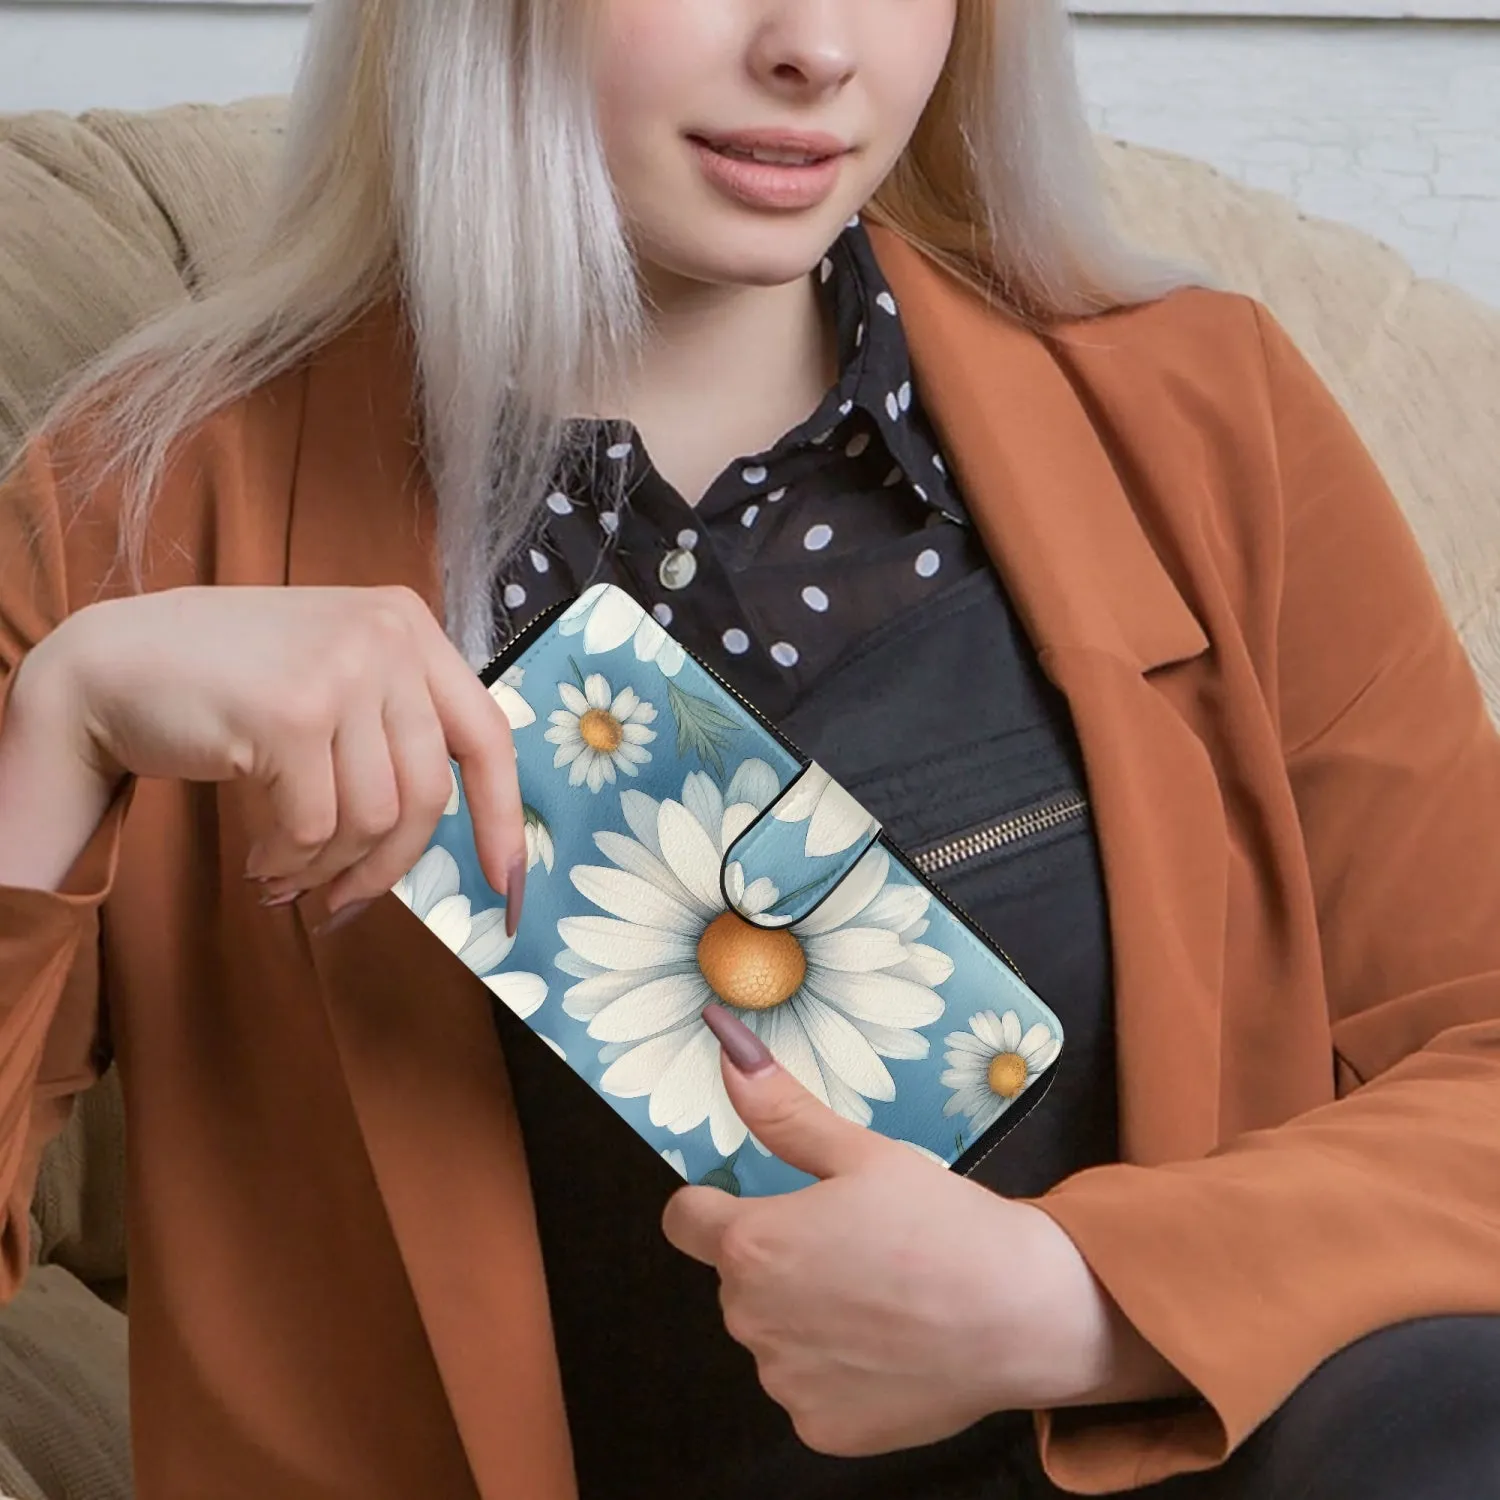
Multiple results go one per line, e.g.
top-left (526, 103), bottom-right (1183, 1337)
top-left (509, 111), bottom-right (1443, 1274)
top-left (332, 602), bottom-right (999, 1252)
top-left (1, 1), bottom-right (1497, 1497)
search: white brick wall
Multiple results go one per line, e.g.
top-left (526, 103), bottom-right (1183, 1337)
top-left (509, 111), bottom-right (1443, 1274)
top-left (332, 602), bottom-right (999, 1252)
top-left (0, 3), bottom-right (1496, 307)
top-left (1072, 17), bottom-right (1500, 307)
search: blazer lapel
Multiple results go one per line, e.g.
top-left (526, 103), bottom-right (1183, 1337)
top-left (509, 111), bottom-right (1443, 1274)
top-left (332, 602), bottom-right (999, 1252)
top-left (871, 226), bottom-right (1228, 1165)
top-left (285, 307), bottom-right (578, 1499)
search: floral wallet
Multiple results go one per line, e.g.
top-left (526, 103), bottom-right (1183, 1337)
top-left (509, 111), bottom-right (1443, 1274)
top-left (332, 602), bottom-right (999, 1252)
top-left (395, 583), bottom-right (1064, 1196)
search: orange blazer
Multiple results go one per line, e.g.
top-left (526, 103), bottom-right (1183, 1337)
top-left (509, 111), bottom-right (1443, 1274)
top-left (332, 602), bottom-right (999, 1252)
top-left (2, 225), bottom-right (1497, 1498)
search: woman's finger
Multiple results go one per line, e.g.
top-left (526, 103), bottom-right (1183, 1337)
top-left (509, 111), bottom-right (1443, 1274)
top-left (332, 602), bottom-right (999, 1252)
top-left (415, 626), bottom-right (527, 929)
top-left (278, 697), bottom-right (402, 897)
top-left (322, 677), bottom-right (453, 911)
top-left (252, 738), bottom-right (339, 887)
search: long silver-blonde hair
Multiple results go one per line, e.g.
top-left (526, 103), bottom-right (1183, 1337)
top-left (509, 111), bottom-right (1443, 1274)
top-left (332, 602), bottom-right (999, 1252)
top-left (42, 0), bottom-right (1210, 664)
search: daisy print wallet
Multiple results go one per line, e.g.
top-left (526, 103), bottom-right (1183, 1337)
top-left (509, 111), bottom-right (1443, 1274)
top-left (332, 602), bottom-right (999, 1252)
top-left (395, 582), bottom-right (1065, 1197)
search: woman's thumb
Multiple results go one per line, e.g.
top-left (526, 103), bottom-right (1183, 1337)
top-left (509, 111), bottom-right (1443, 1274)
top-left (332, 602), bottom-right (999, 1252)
top-left (701, 1004), bottom-right (886, 1180)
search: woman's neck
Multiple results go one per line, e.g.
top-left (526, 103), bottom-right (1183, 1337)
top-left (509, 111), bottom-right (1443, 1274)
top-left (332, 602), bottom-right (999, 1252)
top-left (604, 265), bottom-right (837, 507)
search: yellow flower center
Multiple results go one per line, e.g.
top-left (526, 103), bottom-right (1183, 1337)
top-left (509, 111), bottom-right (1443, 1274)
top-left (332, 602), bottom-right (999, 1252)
top-left (987, 1052), bottom-right (1030, 1099)
top-left (579, 708), bottom-right (624, 754)
top-left (697, 912), bottom-right (807, 1012)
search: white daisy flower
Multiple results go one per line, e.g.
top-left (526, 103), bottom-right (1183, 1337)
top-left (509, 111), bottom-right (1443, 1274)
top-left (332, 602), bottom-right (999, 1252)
top-left (393, 847), bottom-right (548, 1019)
top-left (558, 583), bottom-right (686, 677)
top-left (523, 807), bottom-right (556, 873)
top-left (545, 673), bottom-right (657, 793)
top-left (660, 1148), bottom-right (689, 1179)
top-left (772, 762), bottom-right (879, 858)
top-left (940, 1009), bottom-right (1060, 1136)
top-left (556, 760), bottom-right (953, 1155)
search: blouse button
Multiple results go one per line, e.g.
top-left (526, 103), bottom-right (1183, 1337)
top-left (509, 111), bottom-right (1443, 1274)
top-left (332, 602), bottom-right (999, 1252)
top-left (658, 547), bottom-right (698, 591)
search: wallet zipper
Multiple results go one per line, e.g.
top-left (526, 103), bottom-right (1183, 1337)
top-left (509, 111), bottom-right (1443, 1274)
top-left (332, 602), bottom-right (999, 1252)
top-left (478, 597), bottom-right (1030, 984)
top-left (913, 794), bottom-right (1090, 877)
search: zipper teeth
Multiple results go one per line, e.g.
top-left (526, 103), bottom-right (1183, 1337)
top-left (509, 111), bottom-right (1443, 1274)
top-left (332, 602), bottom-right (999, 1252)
top-left (479, 599), bottom-right (1032, 983)
top-left (914, 794), bottom-right (1089, 876)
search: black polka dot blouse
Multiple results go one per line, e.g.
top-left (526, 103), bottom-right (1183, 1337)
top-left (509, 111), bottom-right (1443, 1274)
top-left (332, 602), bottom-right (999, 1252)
top-left (495, 219), bottom-right (988, 721)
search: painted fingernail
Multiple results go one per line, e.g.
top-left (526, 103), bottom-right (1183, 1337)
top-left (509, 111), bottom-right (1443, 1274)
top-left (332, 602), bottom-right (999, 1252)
top-left (315, 898), bottom-right (373, 937)
top-left (260, 889), bottom-right (302, 909)
top-left (505, 856), bottom-right (527, 938)
top-left (701, 1004), bottom-right (777, 1076)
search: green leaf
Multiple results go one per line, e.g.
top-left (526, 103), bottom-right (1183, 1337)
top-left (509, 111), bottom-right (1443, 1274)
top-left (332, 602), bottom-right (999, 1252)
top-left (568, 655), bottom-right (586, 692)
top-left (665, 681), bottom-right (739, 776)
top-left (697, 1150), bottom-right (743, 1196)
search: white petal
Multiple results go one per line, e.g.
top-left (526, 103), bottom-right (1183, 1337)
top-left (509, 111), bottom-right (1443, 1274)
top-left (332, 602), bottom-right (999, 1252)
top-left (944, 1032), bottom-right (997, 1060)
top-left (570, 864), bottom-right (704, 935)
top-left (793, 995), bottom-right (895, 1101)
top-left (773, 764), bottom-right (831, 825)
top-left (794, 847), bottom-right (889, 937)
top-left (584, 673), bottom-right (612, 710)
top-left (559, 582), bottom-right (610, 631)
top-left (619, 790), bottom-right (664, 859)
top-left (585, 755), bottom-right (609, 792)
top-left (650, 1024), bottom-right (723, 1135)
top-left (655, 639), bottom-right (687, 678)
top-left (488, 681), bottom-right (536, 729)
top-left (707, 1074), bottom-right (750, 1154)
top-left (725, 759), bottom-right (781, 811)
top-left (968, 1010), bottom-right (1008, 1051)
top-left (805, 781), bottom-right (876, 858)
top-left (611, 685), bottom-right (640, 720)
top-left (553, 947), bottom-right (603, 981)
top-left (556, 915), bottom-right (697, 970)
top-left (632, 617), bottom-right (669, 663)
top-left (558, 682), bottom-right (589, 716)
top-left (721, 802), bottom-right (759, 851)
top-left (1017, 1022), bottom-right (1057, 1063)
top-left (856, 883), bottom-right (930, 934)
top-left (562, 967), bottom-right (647, 1020)
top-left (582, 590), bottom-right (645, 654)
top-left (1024, 1035), bottom-right (1062, 1072)
top-left (820, 1068), bottom-right (875, 1128)
top-left (680, 772), bottom-right (725, 846)
top-left (424, 893), bottom-right (472, 953)
top-left (807, 966), bottom-right (945, 1027)
top-left (657, 799), bottom-right (728, 911)
top-left (661, 1148), bottom-right (689, 1179)
top-left (593, 830), bottom-right (705, 913)
top-left (1000, 1010), bottom-right (1024, 1052)
top-left (483, 970), bottom-right (547, 1019)
top-left (740, 877), bottom-right (781, 917)
top-left (802, 927), bottom-right (906, 973)
top-left (941, 1057), bottom-right (989, 1087)
top-left (458, 907), bottom-right (516, 974)
top-left (589, 972), bottom-right (714, 1043)
top-left (600, 1027), bottom-right (700, 1097)
top-left (889, 943), bottom-right (955, 987)
top-left (855, 1019), bottom-right (932, 1060)
top-left (403, 846), bottom-right (461, 919)
top-left (757, 1008), bottom-right (830, 1107)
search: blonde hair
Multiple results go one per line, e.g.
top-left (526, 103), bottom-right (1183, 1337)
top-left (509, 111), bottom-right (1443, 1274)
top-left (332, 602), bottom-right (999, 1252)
top-left (43, 0), bottom-right (1211, 664)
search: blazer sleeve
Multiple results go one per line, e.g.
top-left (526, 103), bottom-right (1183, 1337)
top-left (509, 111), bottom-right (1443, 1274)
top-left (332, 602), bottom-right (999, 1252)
top-left (1031, 304), bottom-right (1500, 1492)
top-left (0, 437), bottom-right (132, 1296)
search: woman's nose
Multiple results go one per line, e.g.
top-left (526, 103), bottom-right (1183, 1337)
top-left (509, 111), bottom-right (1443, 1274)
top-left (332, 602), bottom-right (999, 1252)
top-left (746, 1), bottom-right (858, 99)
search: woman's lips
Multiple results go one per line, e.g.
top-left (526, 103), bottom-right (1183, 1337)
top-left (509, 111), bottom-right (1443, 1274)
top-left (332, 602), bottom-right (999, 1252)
top-left (688, 134), bottom-right (850, 212)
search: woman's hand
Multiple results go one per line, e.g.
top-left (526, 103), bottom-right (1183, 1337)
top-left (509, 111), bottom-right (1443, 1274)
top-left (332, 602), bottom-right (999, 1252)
top-left (10, 585), bottom-right (524, 920)
top-left (662, 1005), bottom-right (1190, 1458)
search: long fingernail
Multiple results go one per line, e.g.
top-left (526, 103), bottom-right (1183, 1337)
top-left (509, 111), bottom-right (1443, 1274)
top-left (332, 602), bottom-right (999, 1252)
top-left (505, 856), bottom-right (527, 938)
top-left (702, 1004), bottom-right (777, 1076)
top-left (314, 898), bottom-right (373, 937)
top-left (260, 889), bottom-right (302, 909)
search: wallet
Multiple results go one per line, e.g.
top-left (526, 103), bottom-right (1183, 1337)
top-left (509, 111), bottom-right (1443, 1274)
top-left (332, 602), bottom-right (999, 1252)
top-left (397, 583), bottom-right (1064, 1196)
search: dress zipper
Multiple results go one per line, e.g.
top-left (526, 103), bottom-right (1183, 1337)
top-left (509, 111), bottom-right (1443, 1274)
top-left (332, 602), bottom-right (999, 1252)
top-left (913, 794), bottom-right (1090, 877)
